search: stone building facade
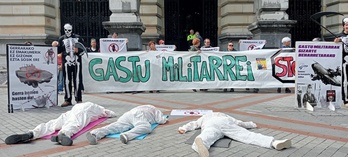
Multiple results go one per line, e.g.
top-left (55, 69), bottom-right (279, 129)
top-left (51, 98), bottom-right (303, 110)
top-left (0, 0), bottom-right (346, 54)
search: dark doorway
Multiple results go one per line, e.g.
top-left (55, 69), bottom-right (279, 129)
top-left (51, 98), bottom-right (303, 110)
top-left (287, 0), bottom-right (322, 45)
top-left (165, 0), bottom-right (218, 51)
top-left (60, 0), bottom-right (111, 47)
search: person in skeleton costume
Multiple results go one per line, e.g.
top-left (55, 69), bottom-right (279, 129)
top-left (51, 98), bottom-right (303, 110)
top-left (58, 23), bottom-right (85, 107)
top-left (5, 102), bottom-right (117, 146)
top-left (334, 17), bottom-right (348, 107)
top-left (178, 112), bottom-right (291, 157)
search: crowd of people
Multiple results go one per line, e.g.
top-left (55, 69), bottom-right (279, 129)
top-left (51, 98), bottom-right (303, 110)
top-left (24, 24), bottom-right (334, 108)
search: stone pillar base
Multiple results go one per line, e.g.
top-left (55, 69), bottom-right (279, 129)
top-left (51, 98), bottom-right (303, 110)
top-left (103, 21), bottom-right (146, 51)
top-left (218, 33), bottom-right (253, 51)
top-left (248, 20), bottom-right (297, 48)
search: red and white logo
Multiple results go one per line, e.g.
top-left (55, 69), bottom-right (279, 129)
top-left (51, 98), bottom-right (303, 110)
top-left (248, 44), bottom-right (256, 50)
top-left (108, 43), bottom-right (119, 52)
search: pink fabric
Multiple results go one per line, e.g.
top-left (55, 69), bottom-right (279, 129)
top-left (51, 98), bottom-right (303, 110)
top-left (57, 54), bottom-right (62, 65)
top-left (41, 117), bottom-right (107, 139)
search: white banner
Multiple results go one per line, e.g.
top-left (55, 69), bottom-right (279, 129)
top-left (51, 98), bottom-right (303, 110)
top-left (99, 38), bottom-right (127, 53)
top-left (295, 42), bottom-right (342, 109)
top-left (155, 45), bottom-right (176, 51)
top-left (200, 47), bottom-right (220, 52)
top-left (7, 45), bottom-right (58, 111)
top-left (239, 40), bottom-right (266, 51)
top-left (82, 49), bottom-right (295, 93)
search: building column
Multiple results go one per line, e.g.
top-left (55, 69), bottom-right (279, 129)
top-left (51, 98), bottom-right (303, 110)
top-left (139, 0), bottom-right (164, 50)
top-left (0, 0), bottom-right (60, 54)
top-left (247, 0), bottom-right (296, 48)
top-left (218, 0), bottom-right (254, 51)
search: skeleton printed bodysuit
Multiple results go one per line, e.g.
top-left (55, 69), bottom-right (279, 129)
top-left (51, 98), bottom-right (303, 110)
top-left (338, 31), bottom-right (348, 103)
top-left (58, 24), bottom-right (85, 103)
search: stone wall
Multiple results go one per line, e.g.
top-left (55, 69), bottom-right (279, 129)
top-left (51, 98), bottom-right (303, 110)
top-left (0, 0), bottom-right (60, 54)
top-left (218, 0), bottom-right (255, 50)
top-left (139, 0), bottom-right (164, 50)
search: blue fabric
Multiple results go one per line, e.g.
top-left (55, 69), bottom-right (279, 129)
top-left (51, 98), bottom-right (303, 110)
top-left (105, 115), bottom-right (168, 140)
top-left (57, 70), bottom-right (63, 92)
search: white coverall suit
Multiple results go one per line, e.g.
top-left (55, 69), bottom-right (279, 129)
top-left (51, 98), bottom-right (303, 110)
top-left (90, 105), bottom-right (167, 140)
top-left (178, 112), bottom-right (274, 153)
top-left (30, 102), bottom-right (116, 139)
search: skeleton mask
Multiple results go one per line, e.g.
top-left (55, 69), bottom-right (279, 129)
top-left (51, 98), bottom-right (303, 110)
top-left (64, 23), bottom-right (73, 37)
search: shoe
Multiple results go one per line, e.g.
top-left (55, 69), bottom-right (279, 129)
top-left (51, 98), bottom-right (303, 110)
top-left (194, 137), bottom-right (209, 157)
top-left (156, 90), bottom-right (160, 93)
top-left (277, 88), bottom-right (281, 93)
top-left (253, 88), bottom-right (259, 93)
top-left (120, 134), bottom-right (128, 144)
top-left (285, 88), bottom-right (291, 93)
top-left (223, 89), bottom-right (228, 92)
top-left (230, 88), bottom-right (234, 92)
top-left (193, 89), bottom-right (197, 92)
top-left (149, 91), bottom-right (153, 93)
top-left (272, 139), bottom-right (291, 150)
top-left (61, 101), bottom-right (72, 107)
top-left (5, 132), bottom-right (33, 144)
top-left (51, 134), bottom-right (73, 146)
top-left (86, 132), bottom-right (98, 145)
top-left (76, 101), bottom-right (82, 104)
top-left (345, 103), bottom-right (348, 107)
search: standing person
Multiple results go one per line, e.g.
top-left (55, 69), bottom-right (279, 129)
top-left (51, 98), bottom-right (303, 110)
top-left (87, 38), bottom-right (99, 52)
top-left (278, 37), bottom-right (292, 93)
top-left (86, 105), bottom-right (168, 145)
top-left (148, 40), bottom-right (156, 51)
top-left (58, 23), bottom-right (85, 107)
top-left (24, 41), bottom-right (33, 45)
top-left (147, 41), bottom-right (159, 93)
top-left (224, 41), bottom-right (237, 92)
top-left (158, 39), bottom-right (177, 50)
top-left (111, 32), bottom-right (129, 43)
top-left (158, 39), bottom-right (165, 45)
top-left (52, 41), bottom-right (63, 95)
top-left (201, 38), bottom-right (212, 48)
top-left (187, 29), bottom-right (196, 49)
top-left (5, 102), bottom-right (116, 146)
top-left (226, 41), bottom-right (237, 52)
top-left (198, 38), bottom-right (213, 92)
top-left (189, 38), bottom-right (201, 92)
top-left (195, 32), bottom-right (204, 47)
top-left (178, 112), bottom-right (291, 157)
top-left (334, 17), bottom-right (348, 106)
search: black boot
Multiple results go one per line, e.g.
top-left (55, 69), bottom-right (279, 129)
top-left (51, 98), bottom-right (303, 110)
top-left (285, 88), bottom-right (291, 93)
top-left (5, 132), bottom-right (33, 144)
top-left (51, 133), bottom-right (73, 146)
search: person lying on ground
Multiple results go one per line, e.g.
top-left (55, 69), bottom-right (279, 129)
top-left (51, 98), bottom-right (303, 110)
top-left (5, 102), bottom-right (116, 146)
